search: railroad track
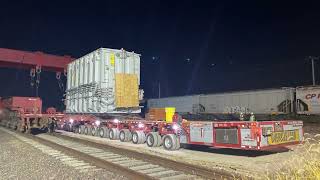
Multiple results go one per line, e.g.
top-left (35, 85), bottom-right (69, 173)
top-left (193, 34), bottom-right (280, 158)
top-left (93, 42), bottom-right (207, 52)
top-left (0, 127), bottom-right (236, 180)
top-left (51, 132), bottom-right (237, 180)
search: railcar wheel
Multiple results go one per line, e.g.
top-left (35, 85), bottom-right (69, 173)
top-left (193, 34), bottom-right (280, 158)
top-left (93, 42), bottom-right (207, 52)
top-left (119, 129), bottom-right (132, 142)
top-left (109, 128), bottom-right (120, 140)
top-left (99, 127), bottom-right (109, 138)
top-left (163, 134), bottom-right (180, 151)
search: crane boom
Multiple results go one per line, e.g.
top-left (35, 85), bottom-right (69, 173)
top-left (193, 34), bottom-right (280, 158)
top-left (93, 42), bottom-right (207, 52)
top-left (0, 48), bottom-right (74, 72)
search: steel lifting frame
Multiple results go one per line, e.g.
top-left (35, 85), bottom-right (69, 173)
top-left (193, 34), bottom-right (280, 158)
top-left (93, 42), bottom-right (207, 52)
top-left (0, 48), bottom-right (74, 73)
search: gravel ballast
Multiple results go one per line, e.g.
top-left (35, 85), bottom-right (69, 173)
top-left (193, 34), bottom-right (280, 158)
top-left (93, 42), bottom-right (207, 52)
top-left (0, 128), bottom-right (127, 180)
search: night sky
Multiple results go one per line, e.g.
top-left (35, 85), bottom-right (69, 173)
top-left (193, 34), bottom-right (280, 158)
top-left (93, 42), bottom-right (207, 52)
top-left (0, 0), bottom-right (320, 110)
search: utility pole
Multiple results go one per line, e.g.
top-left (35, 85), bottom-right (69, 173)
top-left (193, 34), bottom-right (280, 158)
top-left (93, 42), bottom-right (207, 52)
top-left (158, 82), bottom-right (161, 98)
top-left (308, 56), bottom-right (319, 86)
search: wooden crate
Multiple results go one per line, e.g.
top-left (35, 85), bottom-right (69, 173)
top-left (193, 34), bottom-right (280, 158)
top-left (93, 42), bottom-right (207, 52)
top-left (115, 73), bottom-right (139, 108)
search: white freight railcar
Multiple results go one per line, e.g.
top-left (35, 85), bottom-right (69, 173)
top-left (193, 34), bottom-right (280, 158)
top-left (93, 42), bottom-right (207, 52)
top-left (296, 86), bottom-right (320, 114)
top-left (200, 88), bottom-right (295, 114)
top-left (147, 95), bottom-right (201, 113)
top-left (148, 88), bottom-right (295, 115)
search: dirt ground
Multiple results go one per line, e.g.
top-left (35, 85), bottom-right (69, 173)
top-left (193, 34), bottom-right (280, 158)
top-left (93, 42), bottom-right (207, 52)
top-left (57, 123), bottom-right (320, 179)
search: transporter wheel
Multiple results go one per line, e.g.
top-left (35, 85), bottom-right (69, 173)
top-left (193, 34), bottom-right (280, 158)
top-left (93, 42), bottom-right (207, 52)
top-left (16, 122), bottom-right (22, 131)
top-left (10, 122), bottom-right (16, 130)
top-left (12, 122), bottom-right (18, 130)
top-left (72, 126), bottom-right (78, 133)
top-left (65, 124), bottom-right (72, 131)
top-left (163, 134), bottom-right (180, 151)
top-left (146, 132), bottom-right (162, 147)
top-left (132, 131), bottom-right (146, 144)
top-left (79, 125), bottom-right (86, 134)
top-left (6, 122), bottom-right (11, 128)
top-left (63, 124), bottom-right (66, 131)
top-left (65, 124), bottom-right (69, 131)
top-left (8, 122), bottom-right (13, 129)
top-left (68, 124), bottom-right (73, 132)
top-left (20, 125), bottom-right (27, 133)
top-left (84, 125), bottom-right (92, 135)
top-left (91, 126), bottom-right (97, 136)
top-left (119, 129), bottom-right (132, 142)
top-left (88, 126), bottom-right (93, 135)
top-left (99, 127), bottom-right (109, 138)
top-left (78, 126), bottom-right (81, 133)
top-left (109, 128), bottom-right (120, 140)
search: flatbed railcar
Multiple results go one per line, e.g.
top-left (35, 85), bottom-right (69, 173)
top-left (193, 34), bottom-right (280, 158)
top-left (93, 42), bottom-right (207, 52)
top-left (0, 97), bottom-right (64, 133)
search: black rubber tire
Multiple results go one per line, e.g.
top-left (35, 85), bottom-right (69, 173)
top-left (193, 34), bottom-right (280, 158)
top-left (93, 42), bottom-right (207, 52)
top-left (62, 124), bottom-right (67, 131)
top-left (67, 124), bottom-right (72, 132)
top-left (119, 129), bottom-right (132, 142)
top-left (73, 126), bottom-right (78, 133)
top-left (79, 125), bottom-right (85, 134)
top-left (11, 122), bottom-right (17, 130)
top-left (146, 132), bottom-right (162, 147)
top-left (91, 126), bottom-right (97, 136)
top-left (156, 134), bottom-right (163, 147)
top-left (6, 122), bottom-right (11, 128)
top-left (132, 131), bottom-right (146, 144)
top-left (84, 126), bottom-right (89, 135)
top-left (20, 125), bottom-right (27, 133)
top-left (132, 131), bottom-right (139, 144)
top-left (109, 128), bottom-right (120, 140)
top-left (99, 127), bottom-right (109, 138)
top-left (119, 130), bottom-right (125, 142)
top-left (146, 132), bottom-right (155, 147)
top-left (163, 134), bottom-right (180, 151)
top-left (84, 125), bottom-right (92, 135)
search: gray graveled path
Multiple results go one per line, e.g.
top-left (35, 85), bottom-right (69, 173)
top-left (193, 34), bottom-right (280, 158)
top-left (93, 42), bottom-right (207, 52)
top-left (0, 128), bottom-right (127, 180)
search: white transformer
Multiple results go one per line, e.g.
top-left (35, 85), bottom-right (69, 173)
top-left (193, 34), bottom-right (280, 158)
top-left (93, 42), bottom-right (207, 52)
top-left (65, 48), bottom-right (143, 114)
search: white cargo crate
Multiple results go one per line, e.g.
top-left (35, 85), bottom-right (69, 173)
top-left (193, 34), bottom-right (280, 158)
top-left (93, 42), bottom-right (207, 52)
top-left (296, 86), bottom-right (320, 114)
top-left (65, 48), bottom-right (142, 114)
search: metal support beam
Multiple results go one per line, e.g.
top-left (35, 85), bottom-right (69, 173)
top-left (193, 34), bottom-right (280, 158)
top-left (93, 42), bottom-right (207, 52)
top-left (0, 48), bottom-right (74, 72)
top-left (308, 56), bottom-right (319, 86)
